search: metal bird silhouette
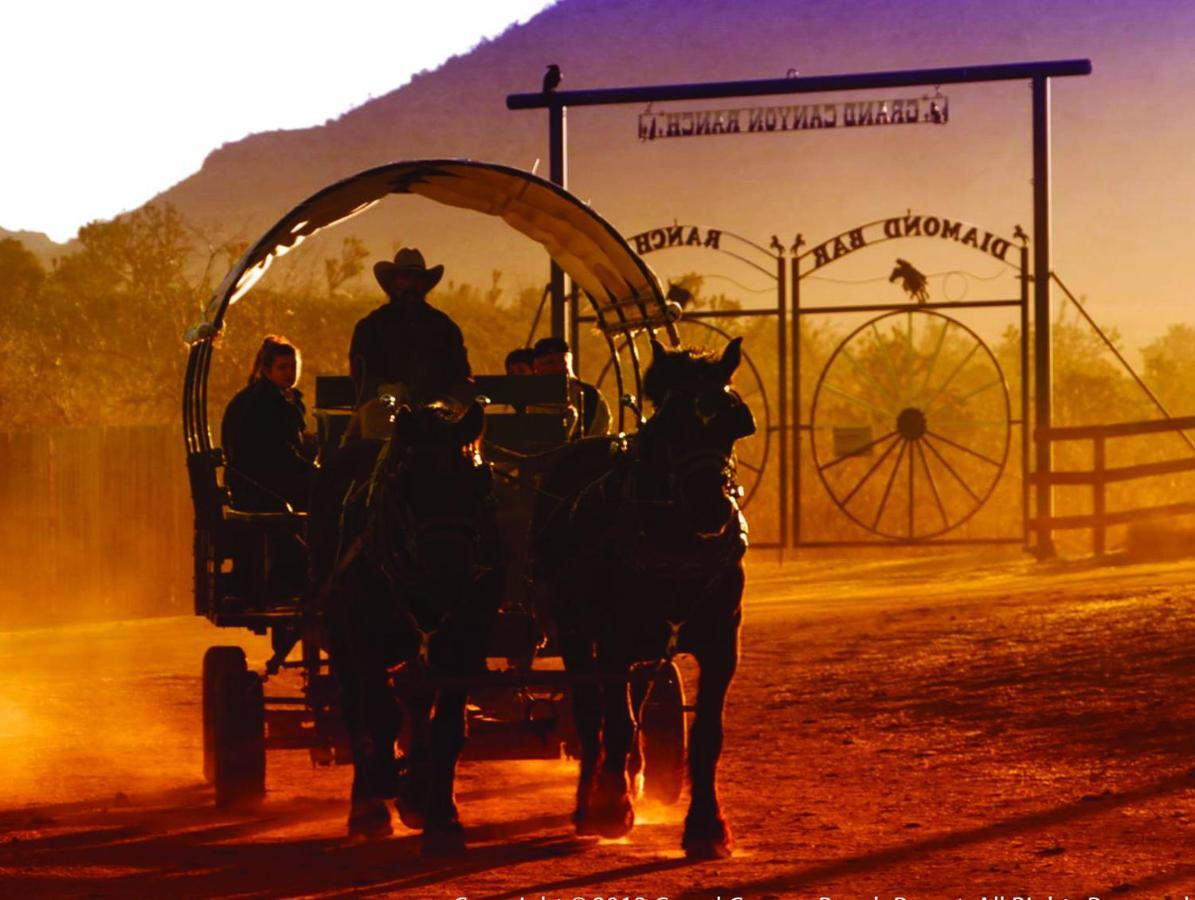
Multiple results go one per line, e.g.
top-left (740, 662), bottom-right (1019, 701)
top-left (1013, 224), bottom-right (1028, 244)
top-left (543, 64), bottom-right (561, 94)
top-left (890, 258), bottom-right (930, 304)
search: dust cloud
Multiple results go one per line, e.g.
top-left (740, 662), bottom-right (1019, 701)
top-left (0, 616), bottom-right (266, 808)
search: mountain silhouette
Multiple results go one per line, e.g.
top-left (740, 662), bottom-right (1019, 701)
top-left (13, 0), bottom-right (1195, 342)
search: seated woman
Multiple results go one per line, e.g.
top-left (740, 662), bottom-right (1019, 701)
top-left (221, 335), bottom-right (318, 513)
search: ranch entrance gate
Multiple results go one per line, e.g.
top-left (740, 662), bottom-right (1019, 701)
top-left (508, 59), bottom-right (1095, 556)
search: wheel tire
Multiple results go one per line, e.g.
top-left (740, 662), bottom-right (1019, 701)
top-left (210, 658), bottom-right (266, 811)
top-left (639, 661), bottom-right (687, 805)
top-left (202, 646), bottom-right (247, 784)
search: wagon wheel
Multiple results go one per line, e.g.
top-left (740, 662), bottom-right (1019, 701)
top-left (203, 645), bottom-right (266, 810)
top-left (203, 645), bottom-right (247, 784)
top-left (628, 660), bottom-right (687, 805)
top-left (810, 309), bottom-right (1010, 540)
top-left (591, 319), bottom-right (771, 508)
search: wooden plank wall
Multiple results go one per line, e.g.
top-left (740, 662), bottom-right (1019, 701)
top-left (0, 426), bottom-right (191, 630)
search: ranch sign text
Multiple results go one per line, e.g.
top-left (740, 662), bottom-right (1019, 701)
top-left (626, 215), bottom-right (1019, 274)
top-left (638, 95), bottom-right (948, 141)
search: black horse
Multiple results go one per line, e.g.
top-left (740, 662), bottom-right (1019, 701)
top-left (309, 401), bottom-right (501, 853)
top-left (532, 337), bottom-right (755, 859)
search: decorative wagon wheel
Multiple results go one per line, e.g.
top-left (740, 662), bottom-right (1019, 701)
top-left (591, 318), bottom-right (771, 508)
top-left (810, 309), bottom-right (1010, 540)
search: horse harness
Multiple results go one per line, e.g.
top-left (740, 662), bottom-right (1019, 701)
top-left (560, 429), bottom-right (746, 662)
top-left (324, 437), bottom-right (496, 667)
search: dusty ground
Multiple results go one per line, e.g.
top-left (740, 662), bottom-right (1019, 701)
top-left (2, 551), bottom-right (1195, 899)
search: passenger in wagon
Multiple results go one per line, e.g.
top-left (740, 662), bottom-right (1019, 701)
top-left (349, 248), bottom-right (474, 413)
top-left (221, 335), bottom-right (318, 513)
top-left (504, 347), bottom-right (536, 376)
top-left (532, 336), bottom-right (612, 436)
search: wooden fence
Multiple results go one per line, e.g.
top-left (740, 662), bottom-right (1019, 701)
top-left (1031, 415), bottom-right (1195, 555)
top-left (0, 425), bottom-right (191, 630)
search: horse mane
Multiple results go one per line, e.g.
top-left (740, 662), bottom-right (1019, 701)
top-left (642, 345), bottom-right (725, 407)
top-left (393, 402), bottom-right (484, 458)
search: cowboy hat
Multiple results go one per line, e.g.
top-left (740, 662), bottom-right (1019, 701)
top-left (373, 247), bottom-right (444, 295)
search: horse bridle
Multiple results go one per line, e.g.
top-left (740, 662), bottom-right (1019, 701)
top-left (380, 448), bottom-right (493, 583)
top-left (652, 387), bottom-right (747, 534)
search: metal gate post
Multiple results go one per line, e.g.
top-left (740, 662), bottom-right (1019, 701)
top-left (1032, 76), bottom-right (1056, 557)
top-left (1019, 243), bottom-right (1031, 551)
top-left (776, 249), bottom-right (788, 550)
top-left (549, 99), bottom-right (569, 340)
top-left (791, 251), bottom-right (802, 547)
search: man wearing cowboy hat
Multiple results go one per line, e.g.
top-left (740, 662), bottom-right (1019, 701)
top-left (348, 247), bottom-right (473, 410)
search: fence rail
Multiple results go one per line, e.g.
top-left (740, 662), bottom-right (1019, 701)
top-left (0, 425), bottom-right (190, 629)
top-left (1030, 415), bottom-right (1195, 554)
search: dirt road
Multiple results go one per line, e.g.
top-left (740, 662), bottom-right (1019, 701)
top-left (2, 552), bottom-right (1194, 899)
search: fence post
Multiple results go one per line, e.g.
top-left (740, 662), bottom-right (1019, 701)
top-left (1093, 433), bottom-right (1106, 556)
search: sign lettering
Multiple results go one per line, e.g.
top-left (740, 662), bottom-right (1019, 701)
top-left (630, 225), bottom-right (723, 255)
top-left (625, 215), bottom-right (1019, 278)
top-left (638, 96), bottom-right (948, 141)
top-left (803, 214), bottom-right (1014, 274)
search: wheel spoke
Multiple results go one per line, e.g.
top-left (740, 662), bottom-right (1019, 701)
top-left (913, 319), bottom-right (951, 404)
top-left (930, 415), bottom-right (1008, 428)
top-left (916, 439), bottom-right (950, 528)
top-left (821, 382), bottom-right (894, 420)
top-left (921, 340), bottom-right (981, 411)
top-left (925, 429), bottom-right (1002, 467)
top-left (933, 376), bottom-right (1003, 411)
top-left (922, 435), bottom-right (981, 503)
top-left (907, 439), bottom-right (915, 538)
top-left (904, 311), bottom-right (915, 404)
top-left (819, 429), bottom-right (899, 472)
top-left (841, 347), bottom-right (899, 412)
top-left (872, 439), bottom-right (908, 531)
top-left (840, 433), bottom-right (902, 507)
top-left (869, 322), bottom-right (907, 405)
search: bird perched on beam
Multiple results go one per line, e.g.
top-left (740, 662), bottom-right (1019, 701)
top-left (543, 64), bottom-right (562, 94)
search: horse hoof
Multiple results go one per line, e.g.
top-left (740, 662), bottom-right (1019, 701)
top-left (347, 798), bottom-right (393, 840)
top-left (582, 797), bottom-right (635, 839)
top-left (682, 816), bottom-right (734, 859)
top-left (421, 822), bottom-right (466, 856)
top-left (393, 774), bottom-right (425, 831)
top-left (683, 837), bottom-right (733, 859)
top-left (580, 772), bottom-right (635, 839)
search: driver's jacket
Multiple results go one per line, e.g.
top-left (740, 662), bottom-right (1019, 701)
top-left (349, 297), bottom-right (472, 407)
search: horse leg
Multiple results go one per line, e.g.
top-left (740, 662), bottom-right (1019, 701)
top-left (341, 680), bottom-right (393, 838)
top-left (327, 603), bottom-right (394, 840)
top-left (626, 671), bottom-right (648, 796)
top-left (585, 649), bottom-right (635, 839)
top-left (420, 685), bottom-right (468, 855)
top-left (683, 603), bottom-right (741, 859)
top-left (394, 689), bottom-right (431, 831)
top-left (559, 631), bottom-right (603, 834)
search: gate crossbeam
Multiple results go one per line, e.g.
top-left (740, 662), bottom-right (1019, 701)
top-left (508, 60), bottom-right (1092, 109)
